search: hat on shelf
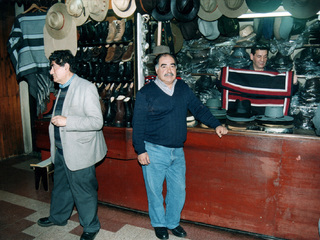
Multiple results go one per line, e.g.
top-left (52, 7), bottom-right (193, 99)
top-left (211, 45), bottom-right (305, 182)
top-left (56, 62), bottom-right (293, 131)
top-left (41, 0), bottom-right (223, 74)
top-left (283, 0), bottom-right (320, 19)
top-left (171, 0), bottom-right (200, 22)
top-left (273, 17), bottom-right (294, 40)
top-left (217, 0), bottom-right (248, 18)
top-left (88, 0), bottom-right (109, 22)
top-left (43, 17), bottom-right (78, 58)
top-left (255, 106), bottom-right (294, 123)
top-left (227, 99), bottom-right (254, 122)
top-left (135, 0), bottom-right (156, 14)
top-left (112, 0), bottom-right (136, 18)
top-left (198, 18), bottom-right (220, 40)
top-left (151, 45), bottom-right (171, 55)
top-left (152, 0), bottom-right (174, 21)
top-left (245, 0), bottom-right (281, 13)
top-left (45, 3), bottom-right (73, 39)
top-left (65, 0), bottom-right (89, 26)
top-left (154, 23), bottom-right (184, 54)
top-left (197, 0), bottom-right (222, 21)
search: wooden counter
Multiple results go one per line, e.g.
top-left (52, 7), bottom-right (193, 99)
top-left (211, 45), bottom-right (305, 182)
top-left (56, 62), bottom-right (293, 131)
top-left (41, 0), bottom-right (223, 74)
top-left (35, 120), bottom-right (320, 240)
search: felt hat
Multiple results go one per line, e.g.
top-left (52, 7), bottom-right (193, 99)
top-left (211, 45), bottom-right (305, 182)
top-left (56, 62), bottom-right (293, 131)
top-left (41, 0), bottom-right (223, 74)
top-left (45, 3), bottom-right (73, 40)
top-left (171, 0), bottom-right (200, 22)
top-left (135, 0), bottom-right (156, 14)
top-left (227, 99), bottom-right (253, 118)
top-left (217, 0), bottom-right (248, 18)
top-left (218, 15), bottom-right (239, 37)
top-left (152, 0), bottom-right (174, 21)
top-left (198, 18), bottom-right (220, 40)
top-left (179, 17), bottom-right (202, 40)
top-left (151, 45), bottom-right (170, 55)
top-left (273, 17), bottom-right (294, 40)
top-left (43, 18), bottom-right (78, 58)
top-left (283, 0), bottom-right (320, 19)
top-left (245, 0), bottom-right (281, 13)
top-left (88, 0), bottom-right (109, 22)
top-left (154, 23), bottom-right (184, 54)
top-left (256, 106), bottom-right (294, 122)
top-left (65, 0), bottom-right (89, 26)
top-left (197, 0), bottom-right (222, 21)
top-left (112, 0), bottom-right (136, 18)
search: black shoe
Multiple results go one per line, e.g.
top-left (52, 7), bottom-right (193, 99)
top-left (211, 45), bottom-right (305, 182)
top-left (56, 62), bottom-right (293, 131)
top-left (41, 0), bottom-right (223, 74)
top-left (154, 227), bottom-right (169, 239)
top-left (37, 217), bottom-right (66, 227)
top-left (169, 225), bottom-right (187, 238)
top-left (80, 231), bottom-right (99, 240)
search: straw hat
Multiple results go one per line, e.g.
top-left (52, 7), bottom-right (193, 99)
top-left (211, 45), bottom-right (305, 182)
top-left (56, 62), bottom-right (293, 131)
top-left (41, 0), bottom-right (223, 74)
top-left (45, 3), bottom-right (73, 39)
top-left (112, 0), bottom-right (136, 18)
top-left (283, 0), bottom-right (320, 19)
top-left (88, 0), bottom-right (109, 22)
top-left (217, 0), bottom-right (248, 18)
top-left (197, 0), bottom-right (222, 21)
top-left (43, 18), bottom-right (77, 58)
top-left (65, 0), bottom-right (89, 26)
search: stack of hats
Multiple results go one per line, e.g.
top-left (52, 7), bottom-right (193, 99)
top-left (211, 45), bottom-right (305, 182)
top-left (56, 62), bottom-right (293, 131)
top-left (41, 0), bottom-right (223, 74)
top-left (186, 111), bottom-right (198, 127)
top-left (294, 47), bottom-right (320, 76)
top-left (205, 98), bottom-right (226, 121)
top-left (255, 106), bottom-right (294, 134)
top-left (226, 99), bottom-right (256, 130)
top-left (228, 47), bottom-right (251, 69)
top-left (269, 51), bottom-right (293, 73)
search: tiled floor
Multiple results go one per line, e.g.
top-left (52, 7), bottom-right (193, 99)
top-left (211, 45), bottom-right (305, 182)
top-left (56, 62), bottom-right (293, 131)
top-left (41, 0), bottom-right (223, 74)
top-left (0, 153), bottom-right (273, 240)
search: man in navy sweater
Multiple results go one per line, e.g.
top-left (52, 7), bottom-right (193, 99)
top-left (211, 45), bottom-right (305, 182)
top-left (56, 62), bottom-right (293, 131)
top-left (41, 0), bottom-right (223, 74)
top-left (132, 53), bottom-right (228, 239)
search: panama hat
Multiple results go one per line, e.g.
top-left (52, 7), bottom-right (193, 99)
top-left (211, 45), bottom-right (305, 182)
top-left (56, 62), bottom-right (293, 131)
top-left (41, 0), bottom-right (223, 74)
top-left (198, 18), bottom-right (220, 40)
top-left (283, 0), bottom-right (320, 19)
top-left (112, 0), bottom-right (136, 18)
top-left (171, 0), bottom-right (200, 22)
top-left (43, 17), bottom-right (77, 58)
top-left (88, 0), bottom-right (109, 22)
top-left (245, 0), bottom-right (281, 13)
top-left (152, 0), bottom-right (174, 21)
top-left (65, 0), bottom-right (89, 26)
top-left (197, 0), bottom-right (222, 21)
top-left (135, 0), bottom-right (156, 14)
top-left (217, 0), bottom-right (248, 18)
top-left (45, 3), bottom-right (73, 39)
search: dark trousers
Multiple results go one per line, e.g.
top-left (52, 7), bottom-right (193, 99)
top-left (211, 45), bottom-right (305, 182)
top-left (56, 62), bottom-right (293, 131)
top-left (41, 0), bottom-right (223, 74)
top-left (48, 148), bottom-right (100, 232)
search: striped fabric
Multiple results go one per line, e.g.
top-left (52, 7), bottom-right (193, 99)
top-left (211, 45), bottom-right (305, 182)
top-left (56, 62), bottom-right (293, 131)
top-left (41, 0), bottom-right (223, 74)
top-left (220, 67), bottom-right (294, 115)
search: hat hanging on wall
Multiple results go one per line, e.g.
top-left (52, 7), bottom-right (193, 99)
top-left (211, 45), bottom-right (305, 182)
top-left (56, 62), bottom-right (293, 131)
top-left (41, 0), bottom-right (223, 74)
top-left (217, 0), bottom-right (248, 18)
top-left (197, 0), bottom-right (222, 21)
top-left (65, 0), bottom-right (89, 26)
top-left (152, 0), bottom-right (174, 21)
top-left (45, 3), bottom-right (73, 39)
top-left (154, 23), bottom-right (184, 53)
top-left (43, 17), bottom-right (78, 58)
top-left (88, 0), bottom-right (109, 22)
top-left (198, 18), bottom-right (220, 40)
top-left (283, 0), bottom-right (320, 19)
top-left (179, 17), bottom-right (202, 40)
top-left (112, 0), bottom-right (136, 18)
top-left (171, 0), bottom-right (200, 22)
top-left (245, 0), bottom-right (281, 13)
top-left (135, 0), bottom-right (156, 14)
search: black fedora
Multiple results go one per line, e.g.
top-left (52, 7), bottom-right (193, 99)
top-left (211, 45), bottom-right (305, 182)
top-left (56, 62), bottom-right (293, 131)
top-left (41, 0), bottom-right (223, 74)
top-left (171, 0), bottom-right (200, 22)
top-left (135, 0), bottom-right (157, 14)
top-left (152, 0), bottom-right (174, 21)
top-left (227, 99), bottom-right (253, 118)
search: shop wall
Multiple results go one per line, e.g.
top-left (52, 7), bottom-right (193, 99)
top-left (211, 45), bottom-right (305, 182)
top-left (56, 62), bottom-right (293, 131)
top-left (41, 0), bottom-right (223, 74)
top-left (0, 2), bottom-right (24, 160)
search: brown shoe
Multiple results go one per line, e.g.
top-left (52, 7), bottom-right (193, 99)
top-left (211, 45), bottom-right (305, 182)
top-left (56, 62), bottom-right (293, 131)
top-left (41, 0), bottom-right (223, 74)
top-left (122, 42), bottom-right (134, 62)
top-left (106, 21), bottom-right (116, 43)
top-left (113, 19), bottom-right (126, 42)
top-left (105, 44), bottom-right (116, 63)
top-left (112, 44), bottom-right (124, 63)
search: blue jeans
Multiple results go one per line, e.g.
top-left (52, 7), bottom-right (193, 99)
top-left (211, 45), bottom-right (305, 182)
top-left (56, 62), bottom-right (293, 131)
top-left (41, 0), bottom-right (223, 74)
top-left (143, 141), bottom-right (186, 229)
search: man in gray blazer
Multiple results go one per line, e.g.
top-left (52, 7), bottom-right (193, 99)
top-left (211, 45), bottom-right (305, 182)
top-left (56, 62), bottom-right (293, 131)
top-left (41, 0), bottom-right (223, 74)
top-left (37, 50), bottom-right (107, 240)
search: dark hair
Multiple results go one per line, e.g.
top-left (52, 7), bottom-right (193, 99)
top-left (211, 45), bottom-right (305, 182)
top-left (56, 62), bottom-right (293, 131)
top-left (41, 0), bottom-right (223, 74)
top-left (154, 53), bottom-right (178, 68)
top-left (49, 50), bottom-right (76, 73)
top-left (251, 45), bottom-right (269, 55)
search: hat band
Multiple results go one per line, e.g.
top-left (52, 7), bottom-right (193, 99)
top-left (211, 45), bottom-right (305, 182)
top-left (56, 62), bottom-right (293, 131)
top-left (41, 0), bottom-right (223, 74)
top-left (49, 11), bottom-right (65, 30)
top-left (225, 0), bottom-right (244, 11)
top-left (201, 4), bottom-right (218, 14)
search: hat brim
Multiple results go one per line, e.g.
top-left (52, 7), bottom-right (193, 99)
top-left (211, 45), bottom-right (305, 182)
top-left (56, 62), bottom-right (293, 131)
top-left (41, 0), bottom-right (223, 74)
top-left (112, 0), bottom-right (136, 18)
top-left (152, 8), bottom-right (173, 21)
top-left (255, 115), bottom-right (294, 123)
top-left (246, 0), bottom-right (281, 13)
top-left (171, 0), bottom-right (200, 22)
top-left (226, 115), bottom-right (255, 122)
top-left (45, 3), bottom-right (73, 40)
top-left (89, 0), bottom-right (109, 22)
top-left (283, 0), bottom-right (320, 19)
top-left (65, 0), bottom-right (89, 26)
top-left (197, 2), bottom-right (222, 21)
top-left (217, 0), bottom-right (248, 18)
top-left (44, 19), bottom-right (78, 59)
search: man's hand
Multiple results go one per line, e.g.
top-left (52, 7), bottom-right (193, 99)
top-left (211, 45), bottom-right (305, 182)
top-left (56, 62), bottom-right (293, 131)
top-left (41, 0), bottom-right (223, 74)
top-left (138, 152), bottom-right (150, 165)
top-left (215, 125), bottom-right (228, 138)
top-left (51, 115), bottom-right (67, 127)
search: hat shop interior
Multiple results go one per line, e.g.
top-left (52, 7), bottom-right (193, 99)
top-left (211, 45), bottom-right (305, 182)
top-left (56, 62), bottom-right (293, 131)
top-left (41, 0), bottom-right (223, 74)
top-left (3, 1), bottom-right (320, 240)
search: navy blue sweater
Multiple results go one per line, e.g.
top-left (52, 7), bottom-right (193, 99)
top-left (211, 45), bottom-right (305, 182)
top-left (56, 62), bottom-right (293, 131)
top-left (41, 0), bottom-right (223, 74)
top-left (132, 80), bottom-right (221, 155)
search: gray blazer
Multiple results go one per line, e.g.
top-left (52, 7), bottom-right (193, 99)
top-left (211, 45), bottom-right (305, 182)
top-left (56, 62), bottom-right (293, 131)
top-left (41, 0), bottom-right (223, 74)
top-left (49, 75), bottom-right (107, 171)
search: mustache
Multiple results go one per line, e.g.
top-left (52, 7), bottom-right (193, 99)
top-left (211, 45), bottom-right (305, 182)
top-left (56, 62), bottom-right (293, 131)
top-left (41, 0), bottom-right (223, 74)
top-left (164, 73), bottom-right (174, 77)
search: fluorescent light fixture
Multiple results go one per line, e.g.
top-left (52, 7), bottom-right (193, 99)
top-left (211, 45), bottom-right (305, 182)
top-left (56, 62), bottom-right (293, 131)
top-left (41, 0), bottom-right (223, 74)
top-left (238, 6), bottom-right (320, 18)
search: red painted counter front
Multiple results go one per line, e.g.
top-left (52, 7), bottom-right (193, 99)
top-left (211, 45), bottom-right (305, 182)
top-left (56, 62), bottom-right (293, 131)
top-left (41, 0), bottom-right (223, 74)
top-left (35, 120), bottom-right (320, 240)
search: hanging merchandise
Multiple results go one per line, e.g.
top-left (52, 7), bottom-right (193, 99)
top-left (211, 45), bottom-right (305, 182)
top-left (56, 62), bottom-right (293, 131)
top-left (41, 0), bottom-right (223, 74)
top-left (112, 0), bottom-right (137, 18)
top-left (197, 0), bottom-right (222, 21)
top-left (171, 0), bottom-right (200, 22)
top-left (65, 0), bottom-right (89, 26)
top-left (152, 0), bottom-right (173, 21)
top-left (88, 0), bottom-right (109, 22)
top-left (217, 0), bottom-right (248, 19)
